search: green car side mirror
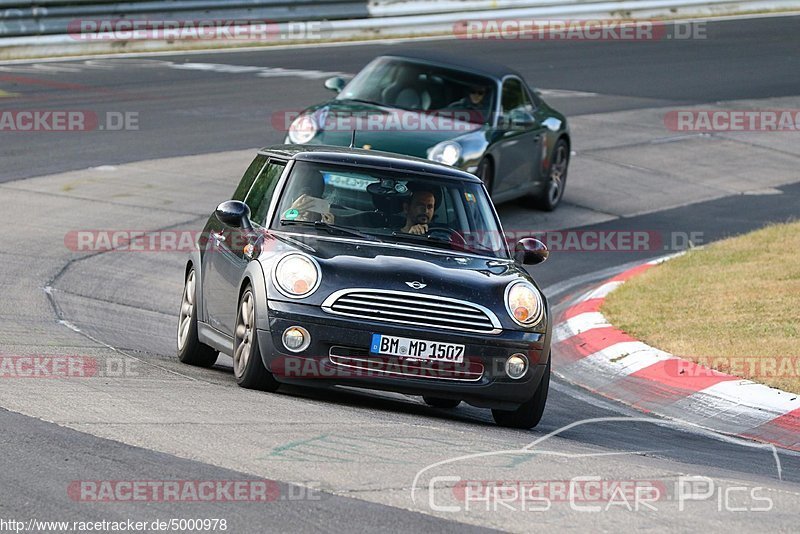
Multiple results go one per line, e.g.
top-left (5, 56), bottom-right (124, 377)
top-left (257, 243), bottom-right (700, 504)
top-left (508, 109), bottom-right (537, 130)
top-left (324, 77), bottom-right (347, 93)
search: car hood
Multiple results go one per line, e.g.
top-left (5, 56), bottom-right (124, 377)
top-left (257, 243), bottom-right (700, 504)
top-left (307, 101), bottom-right (483, 158)
top-left (261, 233), bottom-right (538, 312)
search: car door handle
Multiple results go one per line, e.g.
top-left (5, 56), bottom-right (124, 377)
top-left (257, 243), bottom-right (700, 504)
top-left (211, 231), bottom-right (225, 242)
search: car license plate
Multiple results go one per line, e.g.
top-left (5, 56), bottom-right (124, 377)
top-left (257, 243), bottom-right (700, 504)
top-left (370, 334), bottom-right (464, 363)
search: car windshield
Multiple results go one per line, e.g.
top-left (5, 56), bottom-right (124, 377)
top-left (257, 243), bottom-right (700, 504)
top-left (337, 57), bottom-right (496, 124)
top-left (270, 160), bottom-right (509, 259)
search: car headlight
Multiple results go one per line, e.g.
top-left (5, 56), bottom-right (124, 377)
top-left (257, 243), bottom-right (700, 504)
top-left (273, 254), bottom-right (321, 298)
top-left (288, 114), bottom-right (318, 144)
top-left (504, 281), bottom-right (544, 327)
top-left (427, 141), bottom-right (461, 166)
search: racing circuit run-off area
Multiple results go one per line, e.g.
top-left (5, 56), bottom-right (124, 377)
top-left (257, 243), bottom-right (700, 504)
top-left (0, 5), bottom-right (799, 534)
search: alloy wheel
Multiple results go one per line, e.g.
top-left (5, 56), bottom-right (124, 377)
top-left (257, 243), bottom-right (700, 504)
top-left (233, 290), bottom-right (255, 379)
top-left (177, 270), bottom-right (195, 351)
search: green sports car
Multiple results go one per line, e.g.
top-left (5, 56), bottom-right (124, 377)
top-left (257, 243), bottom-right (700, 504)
top-left (284, 51), bottom-right (571, 210)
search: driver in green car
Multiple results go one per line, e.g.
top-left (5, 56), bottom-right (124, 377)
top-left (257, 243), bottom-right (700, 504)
top-left (446, 83), bottom-right (491, 123)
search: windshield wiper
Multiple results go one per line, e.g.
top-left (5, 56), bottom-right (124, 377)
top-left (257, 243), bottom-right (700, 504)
top-left (336, 97), bottom-right (379, 106)
top-left (336, 98), bottom-right (398, 111)
top-left (280, 219), bottom-right (380, 242)
top-left (390, 231), bottom-right (501, 256)
top-left (389, 231), bottom-right (456, 249)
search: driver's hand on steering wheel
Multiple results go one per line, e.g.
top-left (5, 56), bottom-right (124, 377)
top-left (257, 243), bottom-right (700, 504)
top-left (403, 223), bottom-right (428, 235)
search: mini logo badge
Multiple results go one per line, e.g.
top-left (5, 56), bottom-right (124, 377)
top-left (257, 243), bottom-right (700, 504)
top-left (405, 281), bottom-right (427, 290)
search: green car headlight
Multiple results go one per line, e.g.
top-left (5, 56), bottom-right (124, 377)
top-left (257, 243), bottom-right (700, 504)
top-left (427, 141), bottom-right (461, 166)
top-left (288, 114), bottom-right (318, 144)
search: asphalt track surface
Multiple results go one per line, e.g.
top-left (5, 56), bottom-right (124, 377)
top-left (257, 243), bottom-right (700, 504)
top-left (0, 15), bottom-right (799, 182)
top-left (1, 14), bottom-right (800, 533)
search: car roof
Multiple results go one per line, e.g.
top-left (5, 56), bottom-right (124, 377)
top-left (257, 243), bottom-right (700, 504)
top-left (258, 144), bottom-right (482, 183)
top-left (376, 50), bottom-right (524, 81)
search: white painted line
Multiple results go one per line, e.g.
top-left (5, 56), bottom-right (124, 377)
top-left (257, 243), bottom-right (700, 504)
top-left (553, 311), bottom-right (610, 343)
top-left (696, 380), bottom-right (800, 415)
top-left (550, 379), bottom-right (800, 458)
top-left (646, 250), bottom-right (688, 265)
top-left (167, 61), bottom-right (348, 80)
top-left (0, 58), bottom-right (351, 80)
top-left (0, 34), bottom-right (464, 65)
top-left (669, 380), bottom-right (800, 433)
top-left (537, 88), bottom-right (599, 98)
top-left (579, 341), bottom-right (677, 376)
top-left (585, 280), bottom-right (623, 299)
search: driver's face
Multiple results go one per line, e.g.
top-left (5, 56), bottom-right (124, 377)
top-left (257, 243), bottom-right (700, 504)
top-left (405, 191), bottom-right (435, 226)
top-left (469, 87), bottom-right (486, 105)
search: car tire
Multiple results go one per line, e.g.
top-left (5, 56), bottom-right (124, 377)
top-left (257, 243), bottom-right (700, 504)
top-left (491, 357), bottom-right (550, 429)
top-left (533, 139), bottom-right (569, 211)
top-left (177, 268), bottom-right (218, 368)
top-left (477, 157), bottom-right (494, 195)
top-left (422, 396), bottom-right (461, 409)
top-left (233, 286), bottom-right (280, 392)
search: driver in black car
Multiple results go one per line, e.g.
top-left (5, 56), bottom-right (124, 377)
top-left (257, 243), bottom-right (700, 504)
top-left (400, 186), bottom-right (438, 235)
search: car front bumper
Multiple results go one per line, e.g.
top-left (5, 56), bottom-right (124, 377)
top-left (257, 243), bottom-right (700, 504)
top-left (256, 300), bottom-right (551, 410)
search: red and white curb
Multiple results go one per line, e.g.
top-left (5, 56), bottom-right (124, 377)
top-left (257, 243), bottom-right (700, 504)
top-left (552, 256), bottom-right (800, 451)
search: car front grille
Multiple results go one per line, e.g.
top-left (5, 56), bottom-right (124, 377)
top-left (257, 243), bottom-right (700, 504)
top-left (328, 346), bottom-right (484, 382)
top-left (320, 289), bottom-right (502, 334)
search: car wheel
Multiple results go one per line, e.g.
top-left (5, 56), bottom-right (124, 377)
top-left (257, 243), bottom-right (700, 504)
top-left (491, 357), bottom-right (550, 429)
top-left (422, 396), bottom-right (461, 409)
top-left (233, 286), bottom-right (280, 391)
top-left (534, 139), bottom-right (569, 211)
top-left (477, 157), bottom-right (494, 195)
top-left (177, 268), bottom-right (218, 367)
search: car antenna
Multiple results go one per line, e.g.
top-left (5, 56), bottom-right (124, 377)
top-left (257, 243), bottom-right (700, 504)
top-left (349, 130), bottom-right (356, 148)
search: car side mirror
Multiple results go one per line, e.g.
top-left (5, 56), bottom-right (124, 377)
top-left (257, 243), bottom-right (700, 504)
top-left (324, 76), bottom-right (347, 93)
top-left (514, 238), bottom-right (549, 265)
top-left (215, 200), bottom-right (253, 231)
top-left (509, 109), bottom-right (537, 129)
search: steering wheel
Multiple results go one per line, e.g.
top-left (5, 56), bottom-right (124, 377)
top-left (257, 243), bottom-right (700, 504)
top-left (427, 227), bottom-right (467, 248)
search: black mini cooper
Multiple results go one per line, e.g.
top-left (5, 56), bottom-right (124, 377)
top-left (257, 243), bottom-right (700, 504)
top-left (178, 145), bottom-right (552, 428)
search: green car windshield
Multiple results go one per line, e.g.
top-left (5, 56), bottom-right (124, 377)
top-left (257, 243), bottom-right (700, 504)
top-left (270, 161), bottom-right (510, 259)
top-left (338, 57), bottom-right (496, 124)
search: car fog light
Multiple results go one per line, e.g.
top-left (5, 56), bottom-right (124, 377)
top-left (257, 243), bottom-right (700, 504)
top-left (505, 354), bottom-right (528, 379)
top-left (282, 326), bottom-right (310, 353)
